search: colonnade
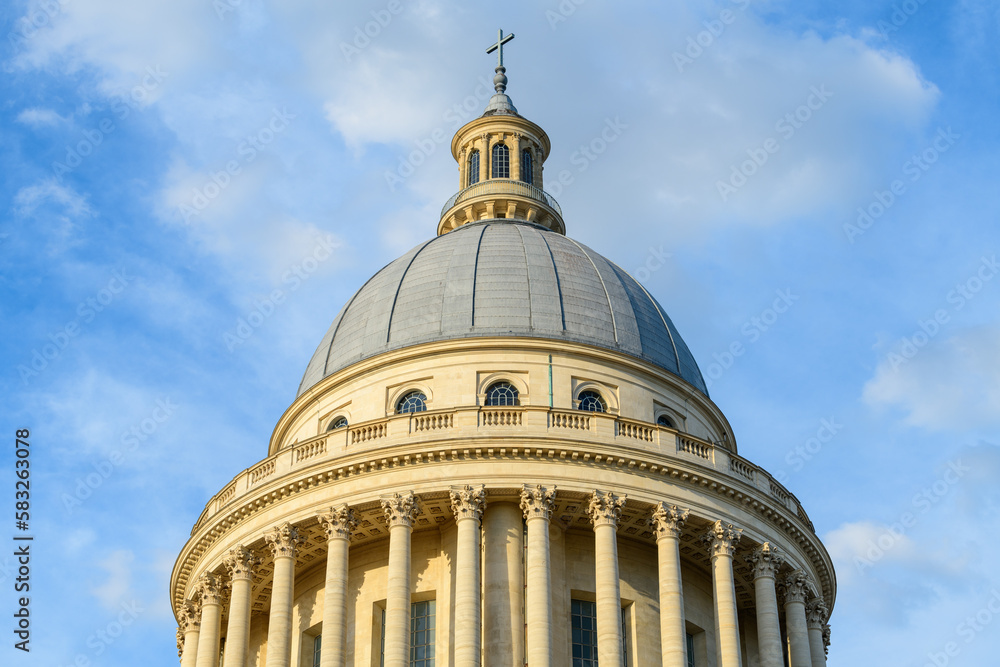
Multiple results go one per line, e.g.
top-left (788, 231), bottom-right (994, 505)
top-left (176, 487), bottom-right (830, 667)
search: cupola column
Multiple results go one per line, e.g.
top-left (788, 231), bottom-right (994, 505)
top-left (748, 544), bottom-right (785, 667)
top-left (483, 502), bottom-right (525, 667)
top-left (178, 601), bottom-right (201, 667)
top-left (451, 485), bottom-right (487, 667)
top-left (806, 598), bottom-right (829, 667)
top-left (382, 492), bottom-right (420, 667)
top-left (520, 484), bottom-right (556, 667)
top-left (478, 134), bottom-right (489, 183)
top-left (222, 546), bottom-right (259, 667)
top-left (782, 571), bottom-right (813, 667)
top-left (650, 503), bottom-right (690, 667)
top-left (589, 490), bottom-right (626, 667)
top-left (264, 522), bottom-right (302, 667)
top-left (194, 573), bottom-right (225, 667)
top-left (704, 521), bottom-right (743, 667)
top-left (510, 133), bottom-right (521, 183)
top-left (318, 505), bottom-right (358, 667)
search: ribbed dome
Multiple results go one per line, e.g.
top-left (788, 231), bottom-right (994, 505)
top-left (298, 221), bottom-right (707, 397)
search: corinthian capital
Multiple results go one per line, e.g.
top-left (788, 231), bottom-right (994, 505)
top-left (823, 623), bottom-right (831, 653)
top-left (223, 545), bottom-right (260, 581)
top-left (195, 572), bottom-right (226, 606)
top-left (178, 599), bottom-right (200, 632)
top-left (649, 503), bottom-right (689, 539)
top-left (381, 491), bottom-right (419, 528)
top-left (264, 522), bottom-right (301, 560)
top-left (747, 542), bottom-right (784, 580)
top-left (782, 570), bottom-right (813, 604)
top-left (806, 597), bottom-right (829, 628)
top-left (450, 484), bottom-right (486, 522)
top-left (318, 504), bottom-right (358, 541)
top-left (588, 489), bottom-right (627, 528)
top-left (702, 520), bottom-right (742, 559)
top-left (520, 484), bottom-right (556, 520)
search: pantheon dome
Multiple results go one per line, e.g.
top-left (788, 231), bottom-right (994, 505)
top-left (171, 31), bottom-right (835, 667)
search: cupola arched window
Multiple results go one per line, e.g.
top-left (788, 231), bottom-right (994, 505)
top-left (657, 414), bottom-right (676, 429)
top-left (397, 391), bottom-right (427, 414)
top-left (577, 390), bottom-right (606, 413)
top-left (520, 149), bottom-right (533, 184)
top-left (485, 381), bottom-right (519, 406)
top-left (468, 150), bottom-right (480, 186)
top-left (327, 416), bottom-right (348, 430)
top-left (491, 142), bottom-right (510, 179)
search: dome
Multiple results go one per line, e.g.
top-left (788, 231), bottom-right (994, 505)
top-left (298, 220), bottom-right (708, 397)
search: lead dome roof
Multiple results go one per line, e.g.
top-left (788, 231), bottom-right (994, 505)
top-left (298, 220), bottom-right (707, 397)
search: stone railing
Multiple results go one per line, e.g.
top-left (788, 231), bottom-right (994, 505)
top-left (192, 405), bottom-right (813, 536)
top-left (440, 179), bottom-right (562, 218)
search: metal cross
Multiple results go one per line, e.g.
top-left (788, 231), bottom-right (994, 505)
top-left (486, 28), bottom-right (515, 68)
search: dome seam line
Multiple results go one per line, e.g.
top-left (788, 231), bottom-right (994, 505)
top-left (565, 237), bottom-right (618, 343)
top-left (385, 237), bottom-right (438, 344)
top-left (537, 231), bottom-right (566, 330)
top-left (470, 224), bottom-right (489, 328)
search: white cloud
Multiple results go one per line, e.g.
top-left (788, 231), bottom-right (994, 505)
top-left (14, 179), bottom-right (94, 219)
top-left (91, 549), bottom-right (134, 609)
top-left (16, 107), bottom-right (65, 126)
top-left (863, 326), bottom-right (1000, 431)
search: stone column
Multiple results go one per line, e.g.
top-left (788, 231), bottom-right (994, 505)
top-left (451, 485), bottom-right (487, 667)
top-left (222, 547), bottom-right (259, 667)
top-left (520, 484), bottom-right (556, 667)
top-left (178, 600), bottom-right (201, 667)
top-left (703, 521), bottom-right (743, 667)
top-left (483, 502), bottom-right (524, 667)
top-left (264, 522), bottom-right (301, 667)
top-left (649, 503), bottom-right (689, 667)
top-left (511, 133), bottom-right (521, 183)
top-left (782, 571), bottom-right (813, 667)
top-left (806, 598), bottom-right (829, 667)
top-left (318, 505), bottom-right (358, 667)
top-left (589, 490), bottom-right (626, 667)
top-left (382, 492), bottom-right (419, 667)
top-left (459, 149), bottom-right (467, 189)
top-left (479, 134), bottom-right (489, 182)
top-left (194, 573), bottom-right (226, 667)
top-left (747, 543), bottom-right (784, 667)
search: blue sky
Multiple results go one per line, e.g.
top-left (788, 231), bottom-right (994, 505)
top-left (1, 1), bottom-right (998, 665)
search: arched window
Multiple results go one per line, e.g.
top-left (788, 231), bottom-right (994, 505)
top-left (327, 416), bottom-right (348, 430)
top-left (491, 143), bottom-right (510, 179)
top-left (520, 149), bottom-right (533, 184)
top-left (485, 381), bottom-right (519, 406)
top-left (577, 390), bottom-right (606, 413)
top-left (657, 414), bottom-right (676, 429)
top-left (468, 150), bottom-right (480, 186)
top-left (396, 391), bottom-right (427, 414)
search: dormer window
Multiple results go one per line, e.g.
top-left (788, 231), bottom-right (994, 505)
top-left (491, 143), bottom-right (509, 179)
top-left (521, 149), bottom-right (533, 184)
top-left (468, 150), bottom-right (480, 186)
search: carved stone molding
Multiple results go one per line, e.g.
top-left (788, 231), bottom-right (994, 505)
top-left (381, 491), bottom-right (419, 528)
top-left (588, 489), bottom-right (627, 528)
top-left (823, 623), bottom-right (831, 653)
top-left (806, 597), bottom-right (829, 628)
top-left (520, 484), bottom-right (556, 521)
top-left (748, 542), bottom-right (785, 580)
top-left (176, 627), bottom-right (184, 658)
top-left (178, 599), bottom-right (201, 632)
top-left (195, 572), bottom-right (226, 606)
top-left (264, 522), bottom-right (301, 560)
top-left (222, 545), bottom-right (260, 581)
top-left (318, 504), bottom-right (358, 541)
top-left (782, 570), bottom-right (812, 604)
top-left (649, 502), bottom-right (689, 539)
top-left (450, 484), bottom-right (486, 522)
top-left (703, 520), bottom-right (743, 559)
